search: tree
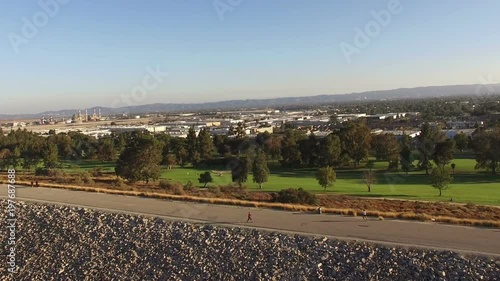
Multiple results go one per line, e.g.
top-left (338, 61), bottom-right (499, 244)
top-left (400, 134), bottom-right (413, 175)
top-left (226, 137), bottom-right (247, 156)
top-left (43, 141), bottom-right (59, 169)
top-left (388, 160), bottom-right (399, 171)
top-left (214, 134), bottom-right (230, 157)
top-left (0, 148), bottom-right (11, 171)
top-left (177, 147), bottom-right (188, 167)
top-left (115, 134), bottom-right (163, 183)
top-left (68, 131), bottom-right (97, 160)
top-left (339, 121), bottom-right (371, 167)
top-left (318, 134), bottom-right (342, 167)
top-left (235, 122), bottom-right (246, 139)
top-left (198, 171), bottom-right (213, 187)
top-left (339, 153), bottom-right (352, 167)
top-left (430, 167), bottom-right (453, 196)
top-left (231, 156), bottom-right (251, 188)
top-left (371, 133), bottom-right (399, 162)
top-left (315, 166), bottom-right (336, 193)
top-left (163, 154), bottom-right (177, 169)
top-left (417, 123), bottom-right (445, 174)
top-left (186, 126), bottom-right (198, 164)
top-left (192, 151), bottom-right (201, 166)
top-left (228, 125), bottom-right (236, 137)
top-left (252, 150), bottom-right (270, 189)
top-left (280, 129), bottom-right (303, 168)
top-left (472, 127), bottom-right (500, 174)
top-left (451, 163), bottom-right (456, 174)
top-left (264, 134), bottom-right (282, 160)
top-left (197, 128), bottom-right (215, 162)
top-left (432, 139), bottom-right (455, 168)
top-left (366, 160), bottom-right (375, 171)
top-left (255, 131), bottom-right (271, 149)
top-left (111, 132), bottom-right (127, 154)
top-left (5, 147), bottom-right (21, 170)
top-left (96, 137), bottom-right (116, 162)
top-left (49, 134), bottom-right (73, 159)
top-left (299, 134), bottom-right (319, 166)
top-left (362, 171), bottom-right (377, 192)
top-left (20, 137), bottom-right (44, 172)
top-left (370, 134), bottom-right (387, 160)
top-left (453, 133), bottom-right (468, 152)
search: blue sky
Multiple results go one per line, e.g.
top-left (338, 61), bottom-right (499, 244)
top-left (1, 0), bottom-right (500, 114)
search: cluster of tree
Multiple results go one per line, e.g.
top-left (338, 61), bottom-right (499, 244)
top-left (2, 119), bottom-right (499, 193)
top-left (416, 123), bottom-right (456, 174)
top-left (0, 128), bottom-right (140, 171)
top-left (227, 149), bottom-right (270, 188)
top-left (142, 122), bottom-right (500, 178)
top-left (278, 121), bottom-right (372, 168)
top-left (0, 129), bottom-right (111, 171)
top-left (472, 127), bottom-right (500, 174)
top-left (165, 121), bottom-right (373, 170)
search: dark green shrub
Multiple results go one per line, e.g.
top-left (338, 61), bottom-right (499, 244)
top-left (272, 188), bottom-right (318, 205)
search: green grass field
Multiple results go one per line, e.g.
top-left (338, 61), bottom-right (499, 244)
top-left (59, 157), bottom-right (500, 206)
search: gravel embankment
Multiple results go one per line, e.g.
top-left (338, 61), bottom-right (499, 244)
top-left (1, 200), bottom-right (498, 280)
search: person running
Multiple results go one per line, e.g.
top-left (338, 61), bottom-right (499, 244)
top-left (362, 209), bottom-right (367, 220)
top-left (247, 211), bottom-right (253, 223)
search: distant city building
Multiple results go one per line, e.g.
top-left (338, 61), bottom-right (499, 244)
top-left (446, 121), bottom-right (482, 129)
top-left (380, 130), bottom-right (421, 139)
top-left (441, 129), bottom-right (476, 139)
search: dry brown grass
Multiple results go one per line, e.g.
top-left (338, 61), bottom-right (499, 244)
top-left (318, 195), bottom-right (500, 222)
top-left (2, 178), bottom-right (499, 228)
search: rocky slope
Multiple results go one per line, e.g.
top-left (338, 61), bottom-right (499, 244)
top-left (1, 200), bottom-right (498, 280)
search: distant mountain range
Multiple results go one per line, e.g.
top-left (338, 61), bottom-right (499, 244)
top-left (2, 84), bottom-right (499, 120)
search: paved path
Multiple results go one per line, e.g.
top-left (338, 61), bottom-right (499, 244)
top-left (3, 186), bottom-right (500, 257)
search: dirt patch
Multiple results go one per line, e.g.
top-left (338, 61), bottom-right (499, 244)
top-left (317, 195), bottom-right (500, 222)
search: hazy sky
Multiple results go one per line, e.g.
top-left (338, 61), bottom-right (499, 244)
top-left (1, 0), bottom-right (500, 114)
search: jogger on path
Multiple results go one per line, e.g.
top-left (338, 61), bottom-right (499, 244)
top-left (247, 211), bottom-right (253, 223)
